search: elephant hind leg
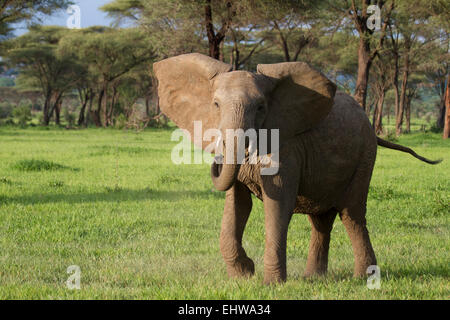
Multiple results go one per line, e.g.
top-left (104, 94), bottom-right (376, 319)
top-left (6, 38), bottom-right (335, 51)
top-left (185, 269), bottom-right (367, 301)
top-left (303, 209), bottom-right (338, 278)
top-left (340, 206), bottom-right (377, 277)
top-left (220, 181), bottom-right (255, 278)
top-left (339, 159), bottom-right (377, 277)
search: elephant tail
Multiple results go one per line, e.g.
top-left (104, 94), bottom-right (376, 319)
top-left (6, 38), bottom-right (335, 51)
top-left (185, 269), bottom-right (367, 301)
top-left (376, 137), bottom-right (443, 165)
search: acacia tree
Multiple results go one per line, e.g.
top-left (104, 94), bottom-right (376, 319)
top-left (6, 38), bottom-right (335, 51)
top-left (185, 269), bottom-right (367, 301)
top-left (369, 54), bottom-right (394, 134)
top-left (246, 0), bottom-right (320, 63)
top-left (327, 0), bottom-right (394, 111)
top-left (102, 0), bottom-right (241, 59)
top-left (349, 0), bottom-right (394, 112)
top-left (5, 26), bottom-right (83, 125)
top-left (387, 3), bottom-right (445, 135)
top-left (59, 27), bottom-right (156, 127)
top-left (0, 0), bottom-right (71, 39)
top-left (423, 37), bottom-right (449, 131)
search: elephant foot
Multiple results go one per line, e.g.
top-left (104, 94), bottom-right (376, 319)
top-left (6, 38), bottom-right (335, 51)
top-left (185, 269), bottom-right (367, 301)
top-left (263, 269), bottom-right (287, 285)
top-left (353, 257), bottom-right (377, 278)
top-left (303, 268), bottom-right (327, 279)
top-left (226, 257), bottom-right (255, 279)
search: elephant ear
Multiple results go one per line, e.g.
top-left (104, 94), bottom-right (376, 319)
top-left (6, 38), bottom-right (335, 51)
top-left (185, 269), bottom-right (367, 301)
top-left (257, 62), bottom-right (337, 139)
top-left (153, 53), bottom-right (232, 149)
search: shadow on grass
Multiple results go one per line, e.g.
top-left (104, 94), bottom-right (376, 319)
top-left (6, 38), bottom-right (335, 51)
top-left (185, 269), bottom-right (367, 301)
top-left (0, 188), bottom-right (224, 206)
top-left (295, 264), bottom-right (448, 283)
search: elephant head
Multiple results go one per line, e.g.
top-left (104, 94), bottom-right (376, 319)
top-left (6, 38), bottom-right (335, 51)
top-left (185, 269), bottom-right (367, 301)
top-left (153, 53), bottom-right (336, 192)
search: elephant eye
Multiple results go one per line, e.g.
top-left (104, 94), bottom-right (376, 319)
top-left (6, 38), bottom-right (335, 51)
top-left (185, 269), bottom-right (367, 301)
top-left (214, 102), bottom-right (220, 109)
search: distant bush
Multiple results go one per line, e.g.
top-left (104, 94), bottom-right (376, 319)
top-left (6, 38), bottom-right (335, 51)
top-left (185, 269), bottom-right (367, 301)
top-left (382, 129), bottom-right (398, 143)
top-left (12, 104), bottom-right (32, 127)
top-left (0, 119), bottom-right (15, 126)
top-left (0, 102), bottom-right (13, 119)
top-left (32, 103), bottom-right (42, 111)
top-left (429, 123), bottom-right (443, 134)
top-left (64, 108), bottom-right (75, 128)
top-left (114, 114), bottom-right (127, 129)
top-left (37, 112), bottom-right (46, 125)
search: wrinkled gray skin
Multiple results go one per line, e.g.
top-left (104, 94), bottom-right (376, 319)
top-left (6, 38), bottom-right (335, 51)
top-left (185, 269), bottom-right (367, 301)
top-left (154, 54), bottom-right (440, 285)
top-left (215, 76), bottom-right (377, 284)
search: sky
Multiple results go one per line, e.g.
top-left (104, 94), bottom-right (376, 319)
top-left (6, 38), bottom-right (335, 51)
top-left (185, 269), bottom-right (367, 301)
top-left (14, 0), bottom-right (113, 36)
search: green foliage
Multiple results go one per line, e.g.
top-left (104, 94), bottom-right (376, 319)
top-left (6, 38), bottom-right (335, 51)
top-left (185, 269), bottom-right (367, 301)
top-left (382, 129), bottom-right (399, 143)
top-left (5, 26), bottom-right (86, 125)
top-left (0, 102), bottom-right (13, 119)
top-left (0, 0), bottom-right (72, 38)
top-left (429, 123), bottom-right (444, 134)
top-left (12, 104), bottom-right (31, 127)
top-left (63, 108), bottom-right (75, 127)
top-left (114, 114), bottom-right (127, 130)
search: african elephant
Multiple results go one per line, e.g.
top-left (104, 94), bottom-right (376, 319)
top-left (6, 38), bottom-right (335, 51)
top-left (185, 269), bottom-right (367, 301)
top-left (153, 53), bottom-right (441, 284)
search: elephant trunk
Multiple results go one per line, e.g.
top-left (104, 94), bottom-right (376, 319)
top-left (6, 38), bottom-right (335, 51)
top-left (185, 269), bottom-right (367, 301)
top-left (210, 134), bottom-right (243, 192)
top-left (211, 160), bottom-right (240, 192)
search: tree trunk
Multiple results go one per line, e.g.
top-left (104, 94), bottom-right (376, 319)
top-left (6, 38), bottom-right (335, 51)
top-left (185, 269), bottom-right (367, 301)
top-left (49, 92), bottom-right (62, 125)
top-left (155, 92), bottom-right (160, 115)
top-left (43, 89), bottom-right (52, 126)
top-left (85, 92), bottom-right (94, 127)
top-left (354, 38), bottom-right (372, 112)
top-left (54, 98), bottom-right (62, 125)
top-left (405, 95), bottom-right (411, 134)
top-left (219, 41), bottom-right (225, 62)
top-left (392, 51), bottom-right (400, 122)
top-left (396, 43), bottom-right (410, 136)
top-left (91, 89), bottom-right (103, 127)
top-left (232, 42), bottom-right (240, 71)
top-left (437, 94), bottom-right (446, 129)
top-left (443, 75), bottom-right (450, 139)
top-left (374, 90), bottom-right (385, 135)
top-left (102, 81), bottom-right (108, 127)
top-left (204, 0), bottom-right (233, 60)
top-left (205, 0), bottom-right (221, 60)
top-left (77, 89), bottom-right (88, 126)
top-left (108, 85), bottom-right (118, 125)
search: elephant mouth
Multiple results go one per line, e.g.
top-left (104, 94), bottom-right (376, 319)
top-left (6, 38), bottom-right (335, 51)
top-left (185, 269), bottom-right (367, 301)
top-left (211, 155), bottom-right (223, 177)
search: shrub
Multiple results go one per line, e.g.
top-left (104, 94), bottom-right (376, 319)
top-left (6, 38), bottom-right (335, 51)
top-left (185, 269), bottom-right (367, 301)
top-left (146, 110), bottom-right (169, 129)
top-left (32, 103), bottom-right (42, 111)
top-left (0, 102), bottom-right (13, 119)
top-left (0, 118), bottom-right (15, 126)
top-left (115, 114), bottom-right (127, 129)
top-left (12, 104), bottom-right (31, 127)
top-left (64, 108), bottom-right (75, 128)
top-left (429, 123), bottom-right (443, 134)
top-left (381, 129), bottom-right (398, 143)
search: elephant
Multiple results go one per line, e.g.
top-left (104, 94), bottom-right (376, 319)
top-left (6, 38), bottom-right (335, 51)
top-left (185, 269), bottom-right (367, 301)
top-left (153, 53), bottom-right (441, 284)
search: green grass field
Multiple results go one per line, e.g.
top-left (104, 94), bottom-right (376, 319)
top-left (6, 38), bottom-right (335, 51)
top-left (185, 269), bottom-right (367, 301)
top-left (0, 126), bottom-right (448, 299)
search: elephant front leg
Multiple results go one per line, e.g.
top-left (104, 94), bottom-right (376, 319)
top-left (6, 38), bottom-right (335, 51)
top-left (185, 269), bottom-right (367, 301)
top-left (220, 182), bottom-right (254, 278)
top-left (261, 171), bottom-right (299, 285)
